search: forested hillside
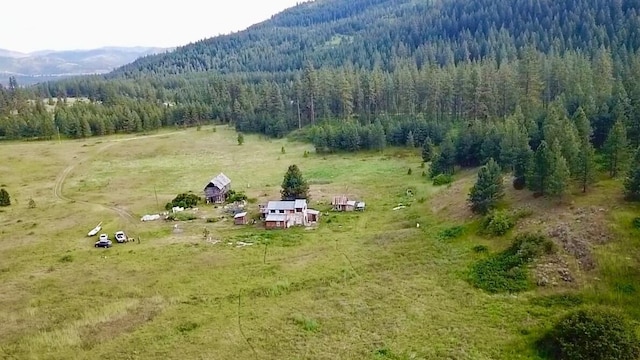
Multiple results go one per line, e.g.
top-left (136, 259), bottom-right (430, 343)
top-left (1, 0), bottom-right (640, 190)
top-left (110, 0), bottom-right (640, 76)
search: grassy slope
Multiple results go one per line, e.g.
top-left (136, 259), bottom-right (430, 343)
top-left (0, 126), bottom-right (638, 359)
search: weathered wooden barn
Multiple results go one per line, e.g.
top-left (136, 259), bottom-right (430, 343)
top-left (204, 173), bottom-right (231, 204)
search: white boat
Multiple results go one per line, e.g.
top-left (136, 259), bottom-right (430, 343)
top-left (87, 222), bottom-right (102, 237)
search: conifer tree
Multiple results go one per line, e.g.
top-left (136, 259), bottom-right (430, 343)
top-left (527, 140), bottom-right (552, 195)
top-left (430, 135), bottom-right (456, 177)
top-left (406, 130), bottom-right (415, 148)
top-left (573, 107), bottom-right (597, 192)
top-left (513, 127), bottom-right (533, 189)
top-left (603, 120), bottom-right (630, 177)
top-left (0, 188), bottom-right (10, 207)
top-left (499, 115), bottom-right (519, 171)
top-left (624, 147), bottom-right (640, 201)
top-left (281, 164), bottom-right (310, 200)
top-left (468, 158), bottom-right (504, 214)
top-left (421, 136), bottom-right (434, 162)
top-left (547, 139), bottom-right (571, 196)
top-left (369, 120), bottom-right (386, 151)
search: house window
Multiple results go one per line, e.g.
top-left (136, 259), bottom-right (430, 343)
top-left (279, 210), bottom-right (284, 214)
top-left (270, 210), bottom-right (276, 213)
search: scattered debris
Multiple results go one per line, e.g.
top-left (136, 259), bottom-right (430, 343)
top-left (236, 241), bottom-right (254, 248)
top-left (393, 204), bottom-right (406, 211)
top-left (172, 206), bottom-right (185, 213)
top-left (141, 214), bottom-right (161, 222)
top-left (535, 255), bottom-right (574, 287)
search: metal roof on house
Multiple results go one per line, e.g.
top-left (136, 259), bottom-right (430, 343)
top-left (234, 212), bottom-right (247, 218)
top-left (346, 200), bottom-right (357, 207)
top-left (265, 214), bottom-right (288, 222)
top-left (307, 209), bottom-right (320, 215)
top-left (207, 173), bottom-right (231, 189)
top-left (266, 199), bottom-right (307, 211)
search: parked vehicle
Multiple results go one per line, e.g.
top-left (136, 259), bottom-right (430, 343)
top-left (114, 231), bottom-right (128, 243)
top-left (95, 234), bottom-right (112, 248)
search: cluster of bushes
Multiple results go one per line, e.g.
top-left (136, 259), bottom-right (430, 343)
top-left (165, 193), bottom-right (200, 211)
top-left (479, 210), bottom-right (515, 236)
top-left (538, 308), bottom-right (639, 360)
top-left (633, 217), bottom-right (640, 229)
top-left (432, 174), bottom-right (453, 186)
top-left (478, 208), bottom-right (532, 236)
top-left (0, 188), bottom-right (10, 207)
top-left (469, 233), bottom-right (555, 293)
top-left (437, 225), bottom-right (466, 241)
top-left (226, 189), bottom-right (248, 203)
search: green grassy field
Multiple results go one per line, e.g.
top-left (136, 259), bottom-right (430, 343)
top-left (0, 125), bottom-right (638, 359)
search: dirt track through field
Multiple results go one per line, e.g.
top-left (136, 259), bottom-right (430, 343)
top-left (53, 132), bottom-right (184, 222)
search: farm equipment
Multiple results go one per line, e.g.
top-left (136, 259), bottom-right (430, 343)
top-left (87, 222), bottom-right (102, 237)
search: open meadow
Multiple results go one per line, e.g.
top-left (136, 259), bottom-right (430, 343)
top-left (1, 125), bottom-right (639, 359)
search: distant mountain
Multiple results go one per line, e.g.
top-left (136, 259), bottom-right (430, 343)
top-left (0, 46), bottom-right (171, 85)
top-left (0, 49), bottom-right (28, 58)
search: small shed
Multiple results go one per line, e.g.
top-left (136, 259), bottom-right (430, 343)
top-left (265, 213), bottom-right (289, 229)
top-left (332, 196), bottom-right (359, 211)
top-left (307, 209), bottom-right (320, 223)
top-left (332, 196), bottom-right (352, 211)
top-left (204, 173), bottom-right (231, 204)
top-left (355, 201), bottom-right (366, 211)
top-left (234, 212), bottom-right (248, 225)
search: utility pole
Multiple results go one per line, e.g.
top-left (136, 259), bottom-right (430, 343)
top-left (154, 186), bottom-right (160, 211)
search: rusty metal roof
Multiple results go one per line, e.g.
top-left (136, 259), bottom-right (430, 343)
top-left (207, 173), bottom-right (231, 189)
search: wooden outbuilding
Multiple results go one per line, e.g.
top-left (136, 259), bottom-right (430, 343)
top-left (332, 195), bottom-right (363, 212)
top-left (234, 212), bottom-right (248, 225)
top-left (204, 173), bottom-right (231, 204)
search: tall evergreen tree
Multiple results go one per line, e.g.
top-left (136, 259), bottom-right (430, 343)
top-left (468, 158), bottom-right (504, 214)
top-left (573, 107), bottom-right (597, 192)
top-left (281, 164), bottom-right (310, 200)
top-left (430, 135), bottom-right (456, 177)
top-left (369, 120), bottom-right (386, 151)
top-left (513, 127), bottom-right (533, 189)
top-left (623, 147), bottom-right (640, 201)
top-left (421, 136), bottom-right (434, 162)
top-left (406, 130), bottom-right (415, 148)
top-left (603, 120), bottom-right (630, 177)
top-left (302, 61), bottom-right (318, 126)
top-left (547, 139), bottom-right (571, 196)
top-left (527, 140), bottom-right (552, 195)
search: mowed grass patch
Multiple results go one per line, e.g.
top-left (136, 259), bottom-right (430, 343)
top-left (0, 126), bottom-right (639, 359)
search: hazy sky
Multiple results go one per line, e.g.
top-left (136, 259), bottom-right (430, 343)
top-left (1, 0), bottom-right (303, 53)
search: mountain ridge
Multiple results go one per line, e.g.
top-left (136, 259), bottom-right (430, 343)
top-left (0, 46), bottom-right (171, 85)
